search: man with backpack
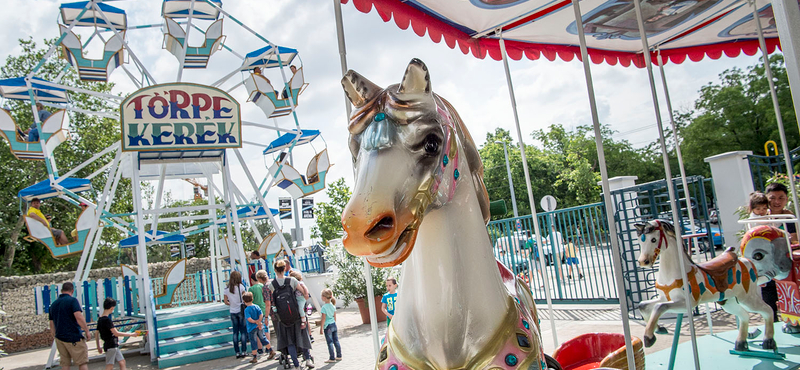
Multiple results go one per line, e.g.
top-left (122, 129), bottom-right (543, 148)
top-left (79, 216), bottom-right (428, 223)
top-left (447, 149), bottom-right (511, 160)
top-left (267, 260), bottom-right (314, 369)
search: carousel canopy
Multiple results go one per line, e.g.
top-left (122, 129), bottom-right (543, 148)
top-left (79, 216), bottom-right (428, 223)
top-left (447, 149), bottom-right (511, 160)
top-left (162, 0), bottom-right (223, 20)
top-left (60, 1), bottom-right (127, 29)
top-left (263, 129), bottom-right (321, 155)
top-left (119, 230), bottom-right (186, 248)
top-left (240, 45), bottom-right (298, 71)
top-left (341, 0), bottom-right (782, 67)
top-left (0, 77), bottom-right (68, 103)
top-left (18, 178), bottom-right (92, 201)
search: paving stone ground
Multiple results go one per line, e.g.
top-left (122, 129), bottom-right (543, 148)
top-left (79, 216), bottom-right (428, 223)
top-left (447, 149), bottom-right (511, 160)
top-left (2, 305), bottom-right (756, 370)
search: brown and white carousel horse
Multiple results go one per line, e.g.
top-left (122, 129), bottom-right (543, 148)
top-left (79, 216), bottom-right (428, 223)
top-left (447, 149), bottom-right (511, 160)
top-left (635, 220), bottom-right (788, 351)
top-left (340, 59), bottom-right (549, 370)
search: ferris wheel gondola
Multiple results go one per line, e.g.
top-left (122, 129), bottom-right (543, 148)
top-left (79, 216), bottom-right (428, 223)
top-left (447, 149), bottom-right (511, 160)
top-left (161, 0), bottom-right (225, 69)
top-left (58, 1), bottom-right (128, 82)
top-left (265, 130), bottom-right (330, 199)
top-left (0, 77), bottom-right (70, 160)
top-left (241, 45), bottom-right (307, 119)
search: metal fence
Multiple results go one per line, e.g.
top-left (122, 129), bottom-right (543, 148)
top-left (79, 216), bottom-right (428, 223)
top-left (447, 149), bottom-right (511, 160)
top-left (610, 175), bottom-right (721, 319)
top-left (487, 202), bottom-right (619, 304)
top-left (747, 147), bottom-right (800, 191)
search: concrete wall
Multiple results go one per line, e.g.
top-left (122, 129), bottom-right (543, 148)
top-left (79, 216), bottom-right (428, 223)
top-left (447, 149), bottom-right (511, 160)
top-left (0, 258), bottom-right (214, 353)
top-left (705, 151), bottom-right (754, 248)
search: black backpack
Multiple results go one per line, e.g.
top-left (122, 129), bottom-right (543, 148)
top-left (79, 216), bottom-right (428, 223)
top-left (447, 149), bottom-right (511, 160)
top-left (272, 278), bottom-right (300, 326)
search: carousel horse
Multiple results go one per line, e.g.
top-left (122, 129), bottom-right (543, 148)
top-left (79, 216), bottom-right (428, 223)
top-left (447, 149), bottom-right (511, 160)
top-left (340, 59), bottom-right (547, 369)
top-left (634, 220), bottom-right (777, 351)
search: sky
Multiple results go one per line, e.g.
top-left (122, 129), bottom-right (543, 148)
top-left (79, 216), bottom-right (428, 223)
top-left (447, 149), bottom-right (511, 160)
top-left (0, 0), bottom-right (764, 247)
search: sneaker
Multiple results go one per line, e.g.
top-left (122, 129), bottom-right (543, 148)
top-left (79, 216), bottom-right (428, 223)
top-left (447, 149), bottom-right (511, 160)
top-left (335, 357), bottom-right (342, 361)
top-left (250, 356), bottom-right (258, 364)
top-left (305, 357), bottom-right (315, 369)
top-left (236, 353), bottom-right (245, 359)
top-left (325, 359), bottom-right (336, 363)
top-left (579, 274), bottom-right (585, 279)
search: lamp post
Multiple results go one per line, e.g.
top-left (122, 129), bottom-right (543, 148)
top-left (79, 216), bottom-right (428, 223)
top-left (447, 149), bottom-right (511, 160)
top-left (495, 140), bottom-right (518, 217)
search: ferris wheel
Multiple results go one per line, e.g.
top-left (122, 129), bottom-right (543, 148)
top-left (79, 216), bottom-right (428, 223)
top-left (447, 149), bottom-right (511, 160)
top-left (0, 0), bottom-right (329, 362)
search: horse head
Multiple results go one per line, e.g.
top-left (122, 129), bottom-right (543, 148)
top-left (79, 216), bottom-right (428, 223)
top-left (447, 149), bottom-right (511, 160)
top-left (634, 219), bottom-right (675, 267)
top-left (740, 225), bottom-right (793, 281)
top-left (340, 59), bottom-right (490, 267)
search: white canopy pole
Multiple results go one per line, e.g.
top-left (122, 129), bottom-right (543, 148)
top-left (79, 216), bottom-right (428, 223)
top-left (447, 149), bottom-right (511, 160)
top-left (751, 0), bottom-right (800, 229)
top-left (656, 52), bottom-right (714, 335)
top-left (567, 4), bottom-right (636, 369)
top-left (769, 0), bottom-right (800, 136)
top-left (497, 31), bottom-right (558, 347)
top-left (631, 0), bottom-right (700, 367)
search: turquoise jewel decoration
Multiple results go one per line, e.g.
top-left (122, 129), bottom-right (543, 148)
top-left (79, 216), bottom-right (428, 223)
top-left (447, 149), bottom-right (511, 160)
top-left (522, 319), bottom-right (530, 329)
top-left (443, 154), bottom-right (449, 166)
top-left (375, 112), bottom-right (386, 122)
top-left (454, 169), bottom-right (460, 180)
top-left (505, 354), bottom-right (518, 366)
top-left (389, 365), bottom-right (398, 370)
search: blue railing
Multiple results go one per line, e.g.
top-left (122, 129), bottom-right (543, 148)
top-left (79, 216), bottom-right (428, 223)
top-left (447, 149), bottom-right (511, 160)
top-left (297, 252), bottom-right (325, 274)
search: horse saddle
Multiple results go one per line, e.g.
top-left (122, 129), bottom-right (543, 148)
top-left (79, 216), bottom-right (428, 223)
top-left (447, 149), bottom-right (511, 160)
top-left (695, 247), bottom-right (738, 292)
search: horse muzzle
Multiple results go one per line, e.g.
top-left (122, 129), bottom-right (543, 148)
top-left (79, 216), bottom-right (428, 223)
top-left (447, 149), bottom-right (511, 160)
top-left (341, 207), bottom-right (419, 267)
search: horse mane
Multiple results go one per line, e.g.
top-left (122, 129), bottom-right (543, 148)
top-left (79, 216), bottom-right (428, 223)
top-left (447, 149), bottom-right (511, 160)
top-left (347, 86), bottom-right (491, 224)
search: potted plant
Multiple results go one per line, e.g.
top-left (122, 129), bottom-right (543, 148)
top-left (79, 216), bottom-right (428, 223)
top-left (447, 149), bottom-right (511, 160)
top-left (324, 239), bottom-right (396, 324)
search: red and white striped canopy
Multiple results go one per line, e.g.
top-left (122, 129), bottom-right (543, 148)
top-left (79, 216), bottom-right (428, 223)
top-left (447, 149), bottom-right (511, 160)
top-left (342, 0), bottom-right (788, 67)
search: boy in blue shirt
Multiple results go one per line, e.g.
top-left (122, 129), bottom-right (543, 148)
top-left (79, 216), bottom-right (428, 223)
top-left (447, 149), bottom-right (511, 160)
top-left (243, 292), bottom-right (269, 364)
top-left (381, 278), bottom-right (398, 326)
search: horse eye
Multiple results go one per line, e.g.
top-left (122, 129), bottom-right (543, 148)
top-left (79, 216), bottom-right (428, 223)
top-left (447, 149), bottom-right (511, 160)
top-left (423, 135), bottom-right (440, 155)
top-left (651, 238), bottom-right (656, 243)
top-left (754, 252), bottom-right (764, 261)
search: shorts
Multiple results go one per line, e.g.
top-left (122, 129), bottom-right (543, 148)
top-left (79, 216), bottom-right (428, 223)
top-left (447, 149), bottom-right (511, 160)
top-left (249, 328), bottom-right (268, 350)
top-left (566, 257), bottom-right (579, 266)
top-left (105, 347), bottom-right (124, 364)
top-left (55, 338), bottom-right (88, 366)
top-left (52, 229), bottom-right (64, 238)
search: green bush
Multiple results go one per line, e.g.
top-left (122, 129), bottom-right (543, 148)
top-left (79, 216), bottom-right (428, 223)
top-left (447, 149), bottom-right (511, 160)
top-left (324, 240), bottom-right (398, 307)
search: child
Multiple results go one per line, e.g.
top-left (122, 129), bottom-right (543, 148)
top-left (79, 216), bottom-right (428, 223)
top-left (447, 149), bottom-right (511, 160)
top-left (749, 192), bottom-right (770, 218)
top-left (289, 270), bottom-right (310, 329)
top-left (96, 298), bottom-right (139, 370)
top-left (248, 272), bottom-right (274, 358)
top-left (320, 289), bottom-right (341, 363)
top-left (381, 278), bottom-right (398, 326)
top-left (243, 292), bottom-right (269, 364)
top-left (565, 239), bottom-right (584, 280)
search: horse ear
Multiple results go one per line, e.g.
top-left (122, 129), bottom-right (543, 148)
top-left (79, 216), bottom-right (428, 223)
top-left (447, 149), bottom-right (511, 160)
top-left (397, 58), bottom-right (431, 95)
top-left (661, 220), bottom-right (676, 237)
top-left (342, 70), bottom-right (382, 108)
top-left (633, 223), bottom-right (646, 236)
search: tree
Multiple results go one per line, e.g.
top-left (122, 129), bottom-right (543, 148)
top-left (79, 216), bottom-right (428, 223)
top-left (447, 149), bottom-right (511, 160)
top-left (0, 38), bottom-right (131, 275)
top-left (311, 178), bottom-right (351, 245)
top-left (673, 54), bottom-right (797, 177)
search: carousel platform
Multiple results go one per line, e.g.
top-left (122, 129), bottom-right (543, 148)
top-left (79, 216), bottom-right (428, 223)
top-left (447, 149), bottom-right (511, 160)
top-left (645, 322), bottom-right (800, 369)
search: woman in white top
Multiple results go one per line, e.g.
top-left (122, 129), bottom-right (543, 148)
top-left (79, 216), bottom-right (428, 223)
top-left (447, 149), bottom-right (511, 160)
top-left (223, 270), bottom-right (249, 359)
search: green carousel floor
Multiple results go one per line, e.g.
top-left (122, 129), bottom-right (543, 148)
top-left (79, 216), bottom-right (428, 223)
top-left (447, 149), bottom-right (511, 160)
top-left (646, 322), bottom-right (800, 370)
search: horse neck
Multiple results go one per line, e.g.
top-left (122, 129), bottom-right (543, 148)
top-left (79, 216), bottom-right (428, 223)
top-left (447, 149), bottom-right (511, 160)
top-left (656, 235), bottom-right (693, 284)
top-left (393, 170), bottom-right (510, 363)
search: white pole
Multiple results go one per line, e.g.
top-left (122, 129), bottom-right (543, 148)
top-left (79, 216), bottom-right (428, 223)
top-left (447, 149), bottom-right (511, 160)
top-left (176, 0), bottom-right (196, 82)
top-left (770, 0), bottom-right (800, 136)
top-left (223, 155), bottom-right (249, 276)
top-left (131, 154), bottom-right (157, 360)
top-left (207, 173), bottom-right (223, 302)
top-left (149, 165), bottom-right (167, 235)
top-left (656, 54), bottom-right (714, 334)
top-left (568, 4), bottom-right (636, 368)
top-left (334, 0), bottom-right (352, 119)
top-left (502, 141), bottom-right (518, 217)
top-left (751, 0), bottom-right (800, 231)
top-left (497, 31), bottom-right (558, 347)
top-left (630, 0), bottom-right (700, 367)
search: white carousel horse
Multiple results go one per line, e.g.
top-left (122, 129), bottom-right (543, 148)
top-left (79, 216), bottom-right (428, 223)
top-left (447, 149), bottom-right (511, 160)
top-left (634, 220), bottom-right (777, 351)
top-left (0, 109), bottom-right (69, 160)
top-left (268, 148), bottom-right (330, 199)
top-left (162, 17), bottom-right (225, 68)
top-left (24, 203), bottom-right (95, 258)
top-left (59, 25), bottom-right (125, 82)
top-left (243, 67), bottom-right (307, 119)
top-left (340, 59), bottom-right (546, 369)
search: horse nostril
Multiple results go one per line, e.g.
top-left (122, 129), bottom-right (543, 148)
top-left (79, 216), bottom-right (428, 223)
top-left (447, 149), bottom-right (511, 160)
top-left (366, 216), bottom-right (395, 241)
top-left (644, 259), bottom-right (650, 265)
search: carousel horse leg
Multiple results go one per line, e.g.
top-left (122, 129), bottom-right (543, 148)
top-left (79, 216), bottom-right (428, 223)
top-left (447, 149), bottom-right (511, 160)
top-left (644, 299), bottom-right (684, 347)
top-left (739, 293), bottom-right (776, 350)
top-left (719, 299), bottom-right (752, 351)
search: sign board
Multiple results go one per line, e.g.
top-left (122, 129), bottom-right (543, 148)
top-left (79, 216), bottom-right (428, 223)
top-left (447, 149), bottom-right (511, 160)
top-left (120, 83), bottom-right (242, 151)
top-left (541, 195), bottom-right (558, 212)
top-left (302, 198), bottom-right (314, 219)
top-left (279, 197), bottom-right (292, 219)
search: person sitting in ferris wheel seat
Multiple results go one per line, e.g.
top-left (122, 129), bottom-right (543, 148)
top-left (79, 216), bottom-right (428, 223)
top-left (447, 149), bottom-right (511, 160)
top-left (27, 198), bottom-right (69, 245)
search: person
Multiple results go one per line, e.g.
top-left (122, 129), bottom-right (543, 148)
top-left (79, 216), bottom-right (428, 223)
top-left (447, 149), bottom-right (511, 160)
top-left (96, 298), bottom-right (139, 370)
top-left (256, 270), bottom-right (278, 359)
top-left (525, 236), bottom-right (545, 289)
top-left (749, 192), bottom-right (770, 218)
top-left (28, 198), bottom-right (69, 245)
top-left (248, 272), bottom-right (274, 358)
top-left (243, 292), bottom-right (270, 364)
top-left (564, 238), bottom-right (584, 279)
top-left (549, 224), bottom-right (566, 279)
top-left (381, 278), bottom-right (398, 326)
top-left (283, 257), bottom-right (294, 276)
top-left (319, 289), bottom-right (341, 363)
top-left (764, 183), bottom-right (797, 322)
top-left (27, 102), bottom-right (50, 142)
top-left (223, 271), bottom-right (249, 359)
top-left (253, 67), bottom-right (262, 75)
top-left (281, 65), bottom-right (299, 99)
top-left (71, 202), bottom-right (89, 240)
top-left (49, 282), bottom-right (92, 370)
top-left (249, 251), bottom-right (261, 282)
top-left (267, 260), bottom-right (314, 369)
top-left (289, 270), bottom-right (310, 329)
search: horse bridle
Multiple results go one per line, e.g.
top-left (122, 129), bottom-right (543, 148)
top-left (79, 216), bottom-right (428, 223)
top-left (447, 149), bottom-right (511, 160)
top-left (642, 220), bottom-right (669, 262)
